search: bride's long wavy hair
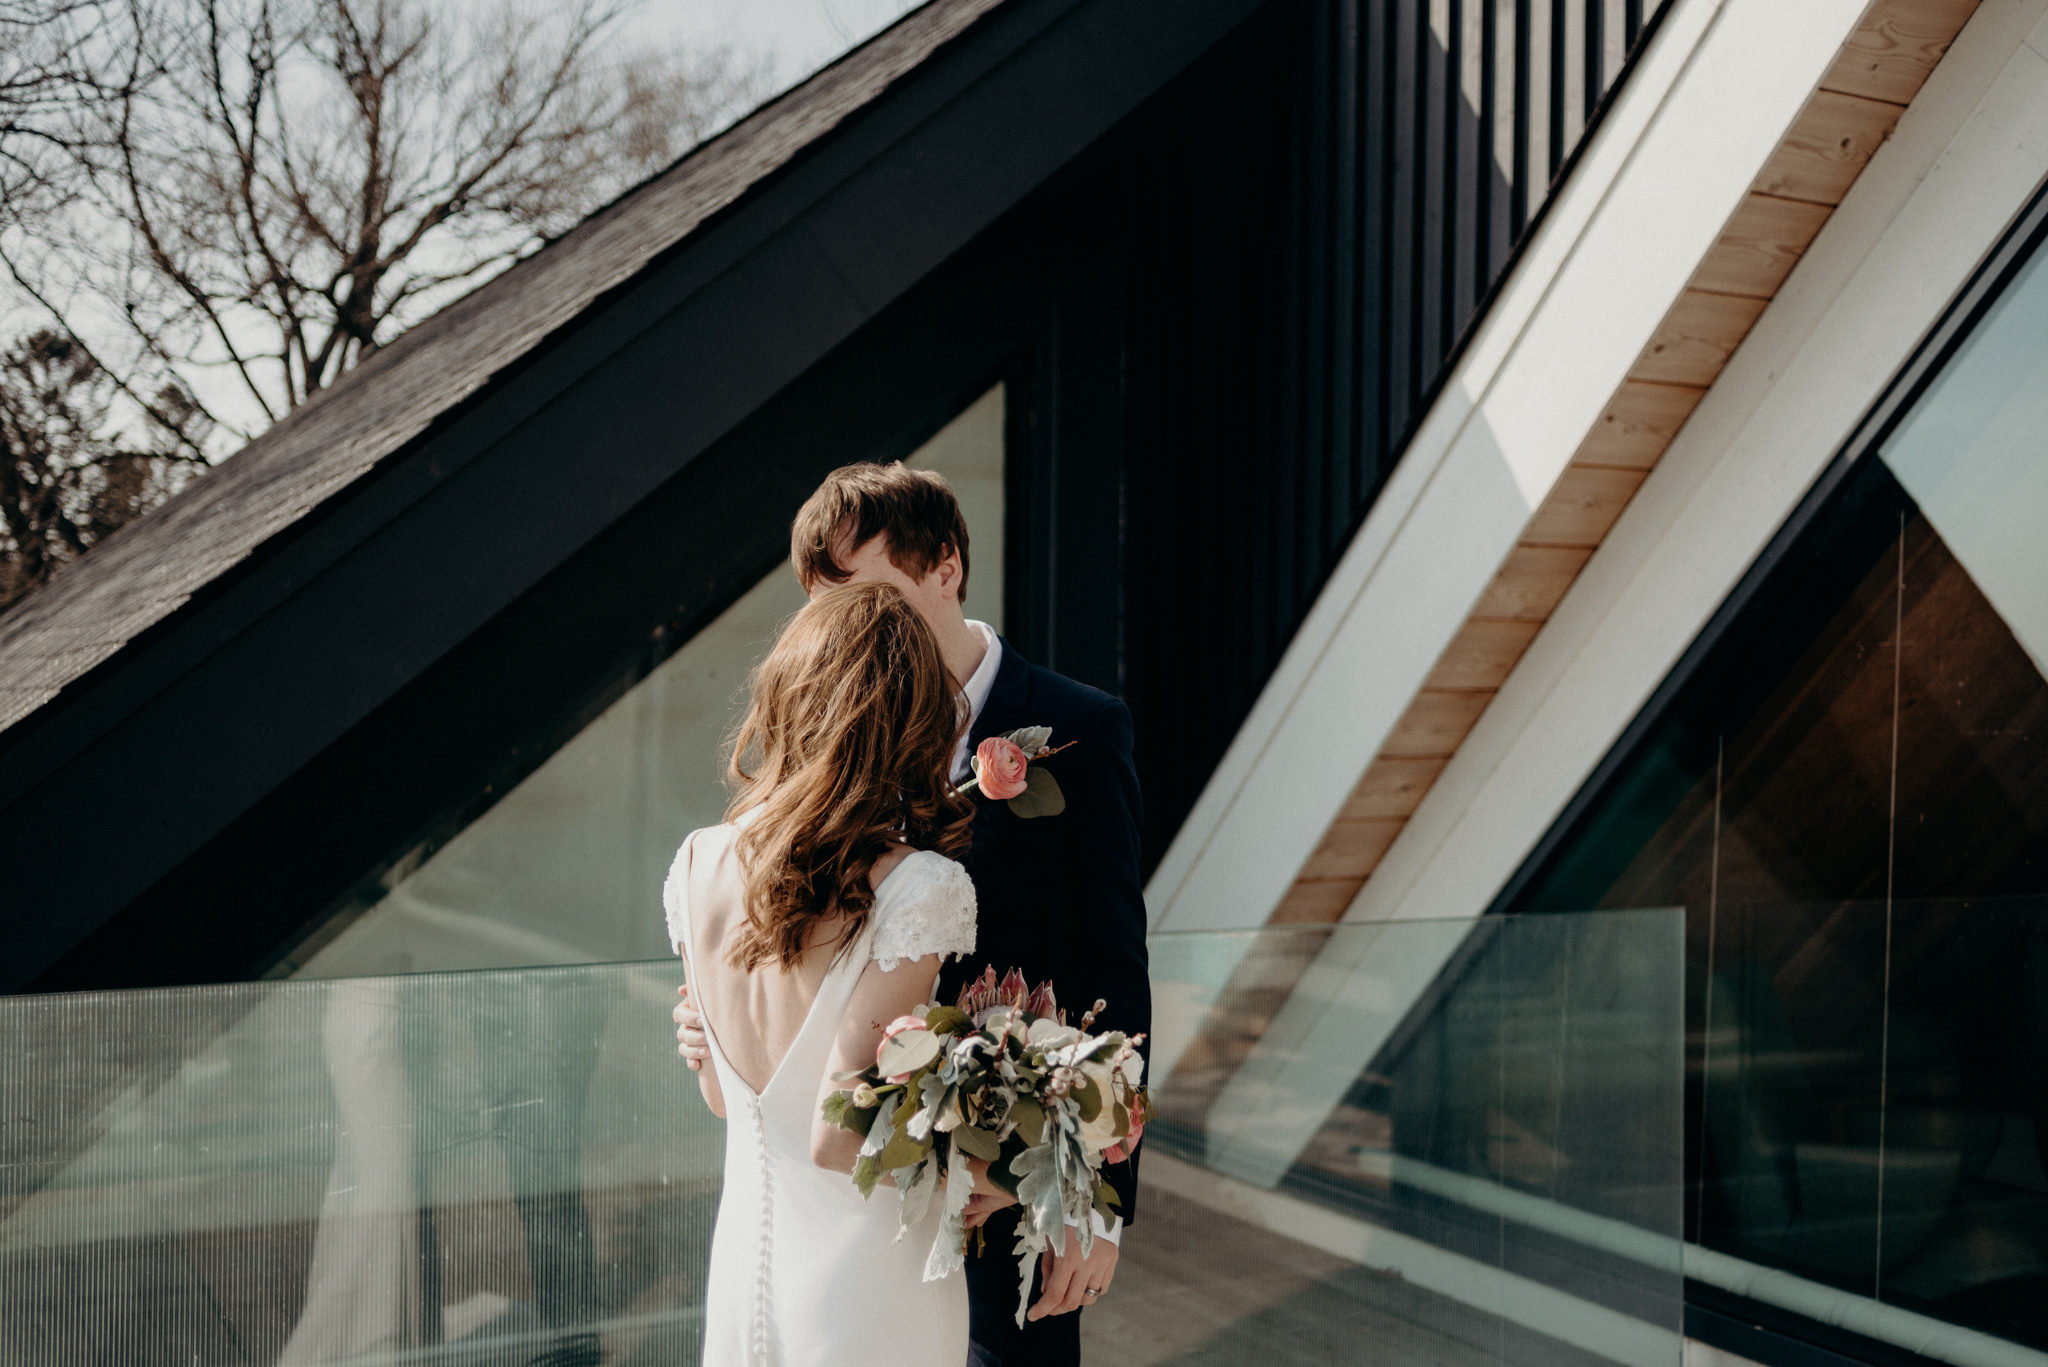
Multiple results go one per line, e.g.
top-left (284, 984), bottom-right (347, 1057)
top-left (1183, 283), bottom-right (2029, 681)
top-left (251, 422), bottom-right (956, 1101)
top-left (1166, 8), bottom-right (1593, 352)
top-left (724, 582), bottom-right (975, 970)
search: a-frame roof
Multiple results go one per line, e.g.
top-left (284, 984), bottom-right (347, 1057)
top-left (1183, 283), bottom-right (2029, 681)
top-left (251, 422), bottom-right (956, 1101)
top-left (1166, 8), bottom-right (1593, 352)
top-left (0, 0), bottom-right (1008, 736)
top-left (0, 0), bottom-right (1268, 992)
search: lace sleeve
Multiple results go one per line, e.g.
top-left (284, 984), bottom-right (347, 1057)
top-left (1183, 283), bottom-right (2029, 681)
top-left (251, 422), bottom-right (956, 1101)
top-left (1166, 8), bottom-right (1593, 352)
top-left (871, 854), bottom-right (978, 972)
top-left (661, 834), bottom-right (695, 955)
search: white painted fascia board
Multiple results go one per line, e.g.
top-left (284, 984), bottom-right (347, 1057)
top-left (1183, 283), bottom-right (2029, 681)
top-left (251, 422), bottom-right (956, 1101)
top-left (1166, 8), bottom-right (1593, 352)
top-left (1195, 0), bottom-right (2048, 1190)
top-left (1144, 0), bottom-right (1872, 936)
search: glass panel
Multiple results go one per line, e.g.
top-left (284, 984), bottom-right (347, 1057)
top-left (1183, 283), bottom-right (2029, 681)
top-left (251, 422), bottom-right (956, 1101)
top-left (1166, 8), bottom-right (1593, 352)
top-left (0, 963), bottom-right (718, 1365)
top-left (289, 386), bottom-right (1006, 979)
top-left (0, 918), bottom-right (1680, 1366)
top-left (1088, 912), bottom-right (1684, 1366)
top-left (1507, 229), bottom-right (2048, 1354)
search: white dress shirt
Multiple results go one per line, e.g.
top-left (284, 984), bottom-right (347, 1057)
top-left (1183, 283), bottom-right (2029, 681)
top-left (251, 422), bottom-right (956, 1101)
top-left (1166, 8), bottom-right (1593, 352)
top-left (951, 620), bottom-right (1003, 785)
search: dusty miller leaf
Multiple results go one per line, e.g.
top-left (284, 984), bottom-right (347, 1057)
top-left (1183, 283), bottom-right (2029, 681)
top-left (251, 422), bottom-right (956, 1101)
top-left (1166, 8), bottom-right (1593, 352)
top-left (1004, 725), bottom-right (1054, 756)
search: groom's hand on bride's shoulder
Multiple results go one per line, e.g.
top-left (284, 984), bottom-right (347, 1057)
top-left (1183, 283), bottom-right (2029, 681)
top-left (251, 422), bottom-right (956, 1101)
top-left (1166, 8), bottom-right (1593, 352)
top-left (673, 986), bottom-right (710, 1071)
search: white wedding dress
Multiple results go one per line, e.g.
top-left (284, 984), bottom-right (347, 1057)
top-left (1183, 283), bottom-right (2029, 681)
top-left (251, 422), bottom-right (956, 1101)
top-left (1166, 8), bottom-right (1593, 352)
top-left (664, 823), bottom-right (977, 1367)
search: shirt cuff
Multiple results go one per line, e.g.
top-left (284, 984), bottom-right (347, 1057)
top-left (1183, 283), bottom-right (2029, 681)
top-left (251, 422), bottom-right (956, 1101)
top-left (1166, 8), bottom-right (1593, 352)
top-left (1061, 1209), bottom-right (1122, 1245)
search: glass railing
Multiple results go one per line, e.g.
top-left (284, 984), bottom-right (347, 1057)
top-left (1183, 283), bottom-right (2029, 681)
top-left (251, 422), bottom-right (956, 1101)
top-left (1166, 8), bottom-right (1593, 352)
top-left (1137, 911), bottom-right (1685, 1367)
top-left (0, 963), bottom-right (719, 1366)
top-left (1685, 897), bottom-right (2048, 1364)
top-left (0, 913), bottom-right (1685, 1366)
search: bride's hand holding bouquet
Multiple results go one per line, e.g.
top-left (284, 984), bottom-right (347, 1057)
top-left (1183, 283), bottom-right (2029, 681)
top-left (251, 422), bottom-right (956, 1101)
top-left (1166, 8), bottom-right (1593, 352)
top-left (821, 966), bottom-right (1149, 1325)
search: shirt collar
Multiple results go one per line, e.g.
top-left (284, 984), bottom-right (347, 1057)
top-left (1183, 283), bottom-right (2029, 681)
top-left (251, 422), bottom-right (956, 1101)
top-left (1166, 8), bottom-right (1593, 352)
top-left (960, 620), bottom-right (1002, 726)
top-left (952, 621), bottom-right (1002, 783)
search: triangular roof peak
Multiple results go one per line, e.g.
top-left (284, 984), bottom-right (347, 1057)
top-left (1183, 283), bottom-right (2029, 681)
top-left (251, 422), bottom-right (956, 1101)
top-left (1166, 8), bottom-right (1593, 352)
top-left (0, 0), bottom-right (1006, 736)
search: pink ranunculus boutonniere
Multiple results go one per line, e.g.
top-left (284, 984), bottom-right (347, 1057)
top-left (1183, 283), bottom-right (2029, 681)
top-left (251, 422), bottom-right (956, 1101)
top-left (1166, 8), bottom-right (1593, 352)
top-left (959, 725), bottom-right (1076, 818)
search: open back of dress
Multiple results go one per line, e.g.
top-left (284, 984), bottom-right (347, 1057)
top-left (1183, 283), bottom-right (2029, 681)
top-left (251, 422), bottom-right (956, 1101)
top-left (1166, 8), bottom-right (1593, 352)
top-left (663, 823), bottom-right (977, 1367)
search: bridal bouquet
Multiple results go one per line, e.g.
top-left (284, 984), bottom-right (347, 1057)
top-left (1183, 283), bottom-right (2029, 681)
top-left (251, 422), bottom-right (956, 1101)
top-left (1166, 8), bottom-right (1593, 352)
top-left (820, 967), bottom-right (1149, 1324)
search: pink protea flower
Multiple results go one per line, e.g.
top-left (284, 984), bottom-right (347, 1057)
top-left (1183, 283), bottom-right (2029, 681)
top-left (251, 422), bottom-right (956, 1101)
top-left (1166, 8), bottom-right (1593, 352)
top-left (973, 736), bottom-right (1030, 800)
top-left (956, 966), bottom-right (1063, 1026)
top-left (955, 966), bottom-right (1000, 1018)
top-left (1023, 979), bottom-right (1061, 1022)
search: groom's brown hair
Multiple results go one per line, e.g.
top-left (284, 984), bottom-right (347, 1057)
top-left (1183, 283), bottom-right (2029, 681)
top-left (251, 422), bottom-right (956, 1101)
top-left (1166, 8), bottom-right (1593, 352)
top-left (790, 461), bottom-right (972, 603)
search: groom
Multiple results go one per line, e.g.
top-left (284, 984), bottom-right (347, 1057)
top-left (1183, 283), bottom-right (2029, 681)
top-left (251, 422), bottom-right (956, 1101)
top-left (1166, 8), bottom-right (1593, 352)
top-left (678, 461), bottom-right (1150, 1366)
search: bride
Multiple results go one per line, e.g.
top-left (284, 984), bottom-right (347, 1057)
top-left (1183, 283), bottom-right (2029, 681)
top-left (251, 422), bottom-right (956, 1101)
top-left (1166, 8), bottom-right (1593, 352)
top-left (662, 581), bottom-right (1005, 1366)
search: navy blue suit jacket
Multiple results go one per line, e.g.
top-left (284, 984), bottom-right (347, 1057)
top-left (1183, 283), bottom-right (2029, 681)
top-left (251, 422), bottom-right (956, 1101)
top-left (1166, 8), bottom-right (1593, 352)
top-left (936, 638), bottom-right (1150, 1226)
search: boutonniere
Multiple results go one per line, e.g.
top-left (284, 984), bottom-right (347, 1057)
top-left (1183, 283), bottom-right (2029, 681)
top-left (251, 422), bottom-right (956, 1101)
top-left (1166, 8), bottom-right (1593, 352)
top-left (960, 726), bottom-right (1076, 818)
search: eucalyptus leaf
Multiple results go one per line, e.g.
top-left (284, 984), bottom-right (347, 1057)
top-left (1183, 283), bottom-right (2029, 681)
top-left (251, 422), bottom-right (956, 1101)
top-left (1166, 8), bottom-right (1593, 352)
top-left (1010, 1096), bottom-right (1045, 1146)
top-left (1092, 1181), bottom-right (1120, 1228)
top-left (1007, 766), bottom-right (1066, 819)
top-left (923, 1005), bottom-right (971, 1035)
top-left (1072, 1075), bottom-right (1101, 1123)
top-left (844, 1101), bottom-right (880, 1138)
top-left (877, 1129), bottom-right (931, 1171)
top-left (852, 1153), bottom-right (882, 1199)
top-left (952, 1124), bottom-right (1001, 1161)
top-left (876, 1029), bottom-right (943, 1078)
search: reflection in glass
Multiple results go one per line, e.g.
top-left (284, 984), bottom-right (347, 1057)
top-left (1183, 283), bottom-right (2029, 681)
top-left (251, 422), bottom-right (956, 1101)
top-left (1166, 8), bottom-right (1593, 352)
top-left (292, 386), bottom-right (1006, 979)
top-left (1, 920), bottom-right (1679, 1366)
top-left (1508, 229), bottom-right (2048, 1352)
top-left (0, 963), bottom-right (717, 1366)
top-left (1109, 912), bottom-right (1683, 1366)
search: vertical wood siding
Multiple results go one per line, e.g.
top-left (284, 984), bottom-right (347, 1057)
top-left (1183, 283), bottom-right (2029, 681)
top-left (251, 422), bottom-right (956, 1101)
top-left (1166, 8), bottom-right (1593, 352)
top-left (1024, 0), bottom-right (1674, 872)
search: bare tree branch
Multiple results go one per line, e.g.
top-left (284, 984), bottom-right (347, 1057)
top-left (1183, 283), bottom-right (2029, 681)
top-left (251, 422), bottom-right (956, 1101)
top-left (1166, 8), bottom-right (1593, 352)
top-left (10, 0), bottom-right (770, 441)
top-left (0, 325), bottom-right (208, 609)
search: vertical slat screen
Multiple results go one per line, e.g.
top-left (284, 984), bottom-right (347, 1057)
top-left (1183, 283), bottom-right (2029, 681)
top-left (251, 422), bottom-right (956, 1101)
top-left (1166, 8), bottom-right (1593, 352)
top-left (1113, 0), bottom-right (1675, 871)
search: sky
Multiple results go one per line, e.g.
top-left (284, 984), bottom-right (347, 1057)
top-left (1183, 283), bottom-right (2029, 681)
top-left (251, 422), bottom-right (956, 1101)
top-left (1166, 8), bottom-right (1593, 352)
top-left (0, 1), bottom-right (931, 453)
top-left (624, 0), bottom-right (927, 97)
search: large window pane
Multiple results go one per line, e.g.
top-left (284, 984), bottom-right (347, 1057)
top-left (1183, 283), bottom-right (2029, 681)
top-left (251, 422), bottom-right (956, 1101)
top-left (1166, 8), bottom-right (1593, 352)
top-left (1509, 231), bottom-right (2048, 1351)
top-left (292, 387), bottom-right (1005, 978)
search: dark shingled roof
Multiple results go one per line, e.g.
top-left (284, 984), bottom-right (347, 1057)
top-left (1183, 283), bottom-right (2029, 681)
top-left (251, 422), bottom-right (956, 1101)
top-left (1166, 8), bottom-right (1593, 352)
top-left (0, 0), bottom-right (1003, 737)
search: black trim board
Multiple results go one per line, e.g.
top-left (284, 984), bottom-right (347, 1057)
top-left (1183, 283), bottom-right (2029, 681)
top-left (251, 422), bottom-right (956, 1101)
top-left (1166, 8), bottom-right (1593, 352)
top-left (0, 0), bottom-right (1268, 991)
